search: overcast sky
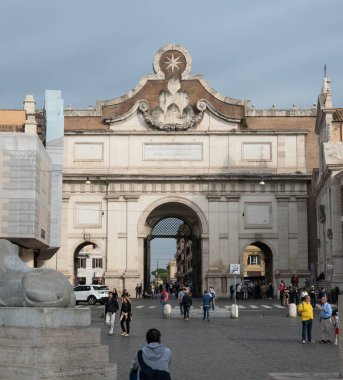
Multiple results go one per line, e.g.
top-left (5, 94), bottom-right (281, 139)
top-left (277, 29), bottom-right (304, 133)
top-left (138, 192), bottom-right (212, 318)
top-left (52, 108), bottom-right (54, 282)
top-left (1, 0), bottom-right (343, 110)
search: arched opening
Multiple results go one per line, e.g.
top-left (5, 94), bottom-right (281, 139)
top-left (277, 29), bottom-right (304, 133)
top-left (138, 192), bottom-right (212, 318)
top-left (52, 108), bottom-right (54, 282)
top-left (143, 202), bottom-right (203, 297)
top-left (242, 241), bottom-right (273, 284)
top-left (73, 242), bottom-right (105, 286)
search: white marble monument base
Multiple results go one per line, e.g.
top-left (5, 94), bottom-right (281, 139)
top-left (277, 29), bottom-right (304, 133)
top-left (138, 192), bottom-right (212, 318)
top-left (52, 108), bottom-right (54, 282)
top-left (0, 307), bottom-right (117, 379)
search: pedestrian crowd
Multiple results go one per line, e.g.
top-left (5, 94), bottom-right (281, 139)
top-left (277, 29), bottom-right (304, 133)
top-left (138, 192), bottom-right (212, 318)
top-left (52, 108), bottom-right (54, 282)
top-left (230, 281), bottom-right (274, 300)
top-left (104, 288), bottom-right (132, 337)
top-left (102, 280), bottom-right (340, 379)
top-left (279, 280), bottom-right (330, 308)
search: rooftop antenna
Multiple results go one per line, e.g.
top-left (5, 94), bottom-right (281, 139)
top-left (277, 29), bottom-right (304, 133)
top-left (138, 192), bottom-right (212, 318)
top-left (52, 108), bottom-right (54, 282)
top-left (324, 64), bottom-right (327, 78)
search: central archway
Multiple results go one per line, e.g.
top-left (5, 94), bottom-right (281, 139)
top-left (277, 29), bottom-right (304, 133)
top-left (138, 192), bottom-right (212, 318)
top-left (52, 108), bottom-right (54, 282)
top-left (142, 201), bottom-right (204, 297)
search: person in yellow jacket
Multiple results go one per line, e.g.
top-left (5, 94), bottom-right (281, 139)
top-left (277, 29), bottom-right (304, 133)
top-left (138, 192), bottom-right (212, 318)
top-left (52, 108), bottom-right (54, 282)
top-left (298, 295), bottom-right (314, 344)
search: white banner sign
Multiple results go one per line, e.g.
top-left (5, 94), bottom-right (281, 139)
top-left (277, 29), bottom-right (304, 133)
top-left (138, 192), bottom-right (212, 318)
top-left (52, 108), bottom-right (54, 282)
top-left (230, 264), bottom-right (241, 274)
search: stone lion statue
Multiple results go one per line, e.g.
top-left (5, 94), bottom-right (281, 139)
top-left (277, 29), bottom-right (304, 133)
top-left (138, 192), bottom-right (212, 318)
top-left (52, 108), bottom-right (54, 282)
top-left (0, 239), bottom-right (75, 307)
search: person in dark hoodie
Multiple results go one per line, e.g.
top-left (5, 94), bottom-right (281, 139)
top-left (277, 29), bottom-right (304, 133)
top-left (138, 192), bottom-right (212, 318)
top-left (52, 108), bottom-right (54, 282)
top-left (130, 328), bottom-right (172, 380)
top-left (120, 296), bottom-right (132, 337)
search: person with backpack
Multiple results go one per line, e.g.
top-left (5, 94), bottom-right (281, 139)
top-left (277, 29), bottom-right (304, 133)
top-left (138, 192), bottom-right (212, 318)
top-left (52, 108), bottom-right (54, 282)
top-left (159, 288), bottom-right (169, 312)
top-left (105, 291), bottom-right (119, 336)
top-left (181, 291), bottom-right (192, 320)
top-left (130, 328), bottom-right (172, 380)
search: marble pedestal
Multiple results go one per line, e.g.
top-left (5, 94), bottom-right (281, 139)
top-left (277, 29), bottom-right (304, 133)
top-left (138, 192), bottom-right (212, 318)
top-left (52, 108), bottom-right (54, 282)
top-left (0, 307), bottom-right (117, 379)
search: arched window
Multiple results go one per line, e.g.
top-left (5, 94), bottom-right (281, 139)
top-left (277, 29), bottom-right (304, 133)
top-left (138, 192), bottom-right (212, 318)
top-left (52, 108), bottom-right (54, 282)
top-left (247, 255), bottom-right (261, 266)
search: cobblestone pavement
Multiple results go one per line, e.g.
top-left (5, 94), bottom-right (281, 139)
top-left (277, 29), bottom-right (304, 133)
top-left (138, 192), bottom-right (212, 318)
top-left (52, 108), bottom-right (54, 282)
top-left (85, 298), bottom-right (339, 380)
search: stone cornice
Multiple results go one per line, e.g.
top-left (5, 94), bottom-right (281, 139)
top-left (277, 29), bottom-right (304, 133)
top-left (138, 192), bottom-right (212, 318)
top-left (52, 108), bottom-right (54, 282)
top-left (246, 108), bottom-right (316, 117)
top-left (123, 194), bottom-right (140, 201)
top-left (62, 173), bottom-right (312, 182)
top-left (206, 194), bottom-right (222, 201)
top-left (63, 130), bottom-right (309, 136)
top-left (105, 193), bottom-right (120, 200)
top-left (225, 194), bottom-right (241, 201)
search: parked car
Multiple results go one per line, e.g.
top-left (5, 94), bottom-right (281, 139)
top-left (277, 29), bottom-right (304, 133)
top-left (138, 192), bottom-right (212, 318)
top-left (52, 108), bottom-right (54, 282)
top-left (74, 285), bottom-right (109, 305)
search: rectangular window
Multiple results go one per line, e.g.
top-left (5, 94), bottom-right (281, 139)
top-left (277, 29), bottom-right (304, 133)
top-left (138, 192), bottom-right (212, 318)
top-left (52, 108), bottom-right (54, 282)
top-left (92, 258), bottom-right (103, 268)
top-left (78, 258), bottom-right (87, 269)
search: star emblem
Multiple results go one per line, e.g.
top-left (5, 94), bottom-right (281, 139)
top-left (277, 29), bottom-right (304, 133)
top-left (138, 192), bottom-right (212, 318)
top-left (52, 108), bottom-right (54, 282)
top-left (164, 53), bottom-right (182, 72)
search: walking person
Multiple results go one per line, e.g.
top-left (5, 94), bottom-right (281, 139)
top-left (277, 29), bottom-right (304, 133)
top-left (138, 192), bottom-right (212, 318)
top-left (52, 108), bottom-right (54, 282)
top-left (202, 290), bottom-right (211, 321)
top-left (181, 291), bottom-right (192, 320)
top-left (138, 283), bottom-right (143, 299)
top-left (129, 328), bottom-right (171, 380)
top-left (177, 287), bottom-right (185, 316)
top-left (150, 283), bottom-right (155, 299)
top-left (284, 286), bottom-right (289, 306)
top-left (309, 285), bottom-right (316, 308)
top-left (159, 287), bottom-right (169, 312)
top-left (297, 295), bottom-right (314, 344)
top-left (230, 284), bottom-right (234, 300)
top-left (332, 308), bottom-right (340, 345)
top-left (300, 287), bottom-right (308, 302)
top-left (319, 295), bottom-right (333, 344)
top-left (209, 286), bottom-right (216, 310)
top-left (111, 288), bottom-right (118, 299)
top-left (279, 280), bottom-right (285, 306)
top-left (120, 296), bottom-right (132, 337)
top-left (105, 291), bottom-right (119, 336)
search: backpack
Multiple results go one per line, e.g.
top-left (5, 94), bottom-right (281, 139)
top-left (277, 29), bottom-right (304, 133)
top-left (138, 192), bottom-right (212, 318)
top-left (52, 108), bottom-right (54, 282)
top-left (160, 292), bottom-right (166, 301)
top-left (138, 350), bottom-right (171, 380)
top-left (183, 294), bottom-right (191, 307)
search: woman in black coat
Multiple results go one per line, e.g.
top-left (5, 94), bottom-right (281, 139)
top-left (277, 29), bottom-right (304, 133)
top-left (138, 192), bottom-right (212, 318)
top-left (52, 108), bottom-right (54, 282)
top-left (120, 296), bottom-right (132, 336)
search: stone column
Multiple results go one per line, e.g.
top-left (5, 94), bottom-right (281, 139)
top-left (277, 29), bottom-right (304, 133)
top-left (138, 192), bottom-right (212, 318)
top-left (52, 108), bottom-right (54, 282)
top-left (276, 196), bottom-right (290, 278)
top-left (331, 179), bottom-right (343, 286)
top-left (104, 194), bottom-right (121, 288)
top-left (207, 195), bottom-right (221, 272)
top-left (123, 194), bottom-right (140, 293)
top-left (296, 196), bottom-right (309, 272)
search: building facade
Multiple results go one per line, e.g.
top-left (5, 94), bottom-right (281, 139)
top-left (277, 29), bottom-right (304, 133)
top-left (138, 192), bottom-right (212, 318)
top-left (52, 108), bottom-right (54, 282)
top-left (0, 92), bottom-right (63, 265)
top-left (312, 78), bottom-right (343, 289)
top-left (41, 44), bottom-right (321, 296)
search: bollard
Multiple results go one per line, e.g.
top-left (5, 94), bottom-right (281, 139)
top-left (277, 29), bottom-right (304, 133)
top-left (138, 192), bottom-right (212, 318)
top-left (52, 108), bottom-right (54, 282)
top-left (230, 304), bottom-right (239, 318)
top-left (288, 303), bottom-right (297, 317)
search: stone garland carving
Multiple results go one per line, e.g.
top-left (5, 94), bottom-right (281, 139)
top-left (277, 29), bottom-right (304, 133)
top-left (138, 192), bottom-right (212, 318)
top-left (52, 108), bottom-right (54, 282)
top-left (0, 239), bottom-right (75, 307)
top-left (138, 76), bottom-right (206, 131)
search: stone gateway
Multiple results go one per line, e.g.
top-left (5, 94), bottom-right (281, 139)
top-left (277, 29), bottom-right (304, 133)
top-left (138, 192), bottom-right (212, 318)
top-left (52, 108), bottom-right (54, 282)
top-left (45, 44), bottom-right (320, 296)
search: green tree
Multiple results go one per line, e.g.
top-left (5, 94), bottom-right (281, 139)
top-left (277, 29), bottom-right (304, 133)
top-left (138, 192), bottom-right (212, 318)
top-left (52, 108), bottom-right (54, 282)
top-left (151, 268), bottom-right (168, 283)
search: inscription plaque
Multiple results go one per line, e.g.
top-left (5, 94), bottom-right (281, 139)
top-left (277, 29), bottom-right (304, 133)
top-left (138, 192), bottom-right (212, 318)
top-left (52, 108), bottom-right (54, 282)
top-left (242, 143), bottom-right (271, 161)
top-left (144, 143), bottom-right (203, 161)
